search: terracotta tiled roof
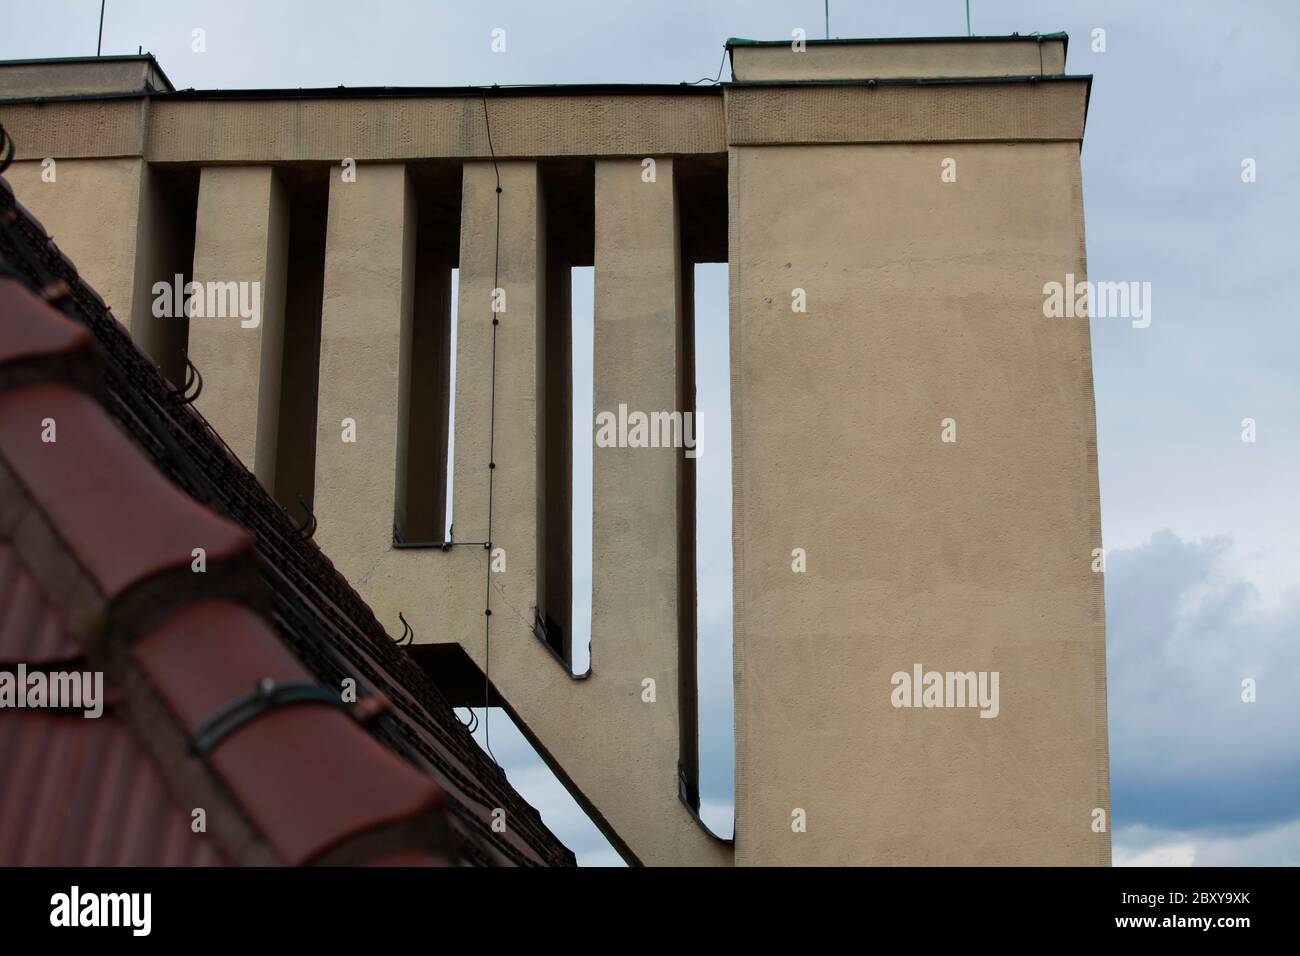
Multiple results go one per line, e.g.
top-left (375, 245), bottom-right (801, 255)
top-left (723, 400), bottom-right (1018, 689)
top-left (0, 169), bottom-right (574, 866)
top-left (0, 711), bottom-right (225, 866)
top-left (0, 532), bottom-right (225, 866)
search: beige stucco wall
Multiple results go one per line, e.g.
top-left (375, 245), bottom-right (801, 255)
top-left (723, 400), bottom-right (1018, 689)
top-left (730, 38), bottom-right (1067, 81)
top-left (1, 157), bottom-right (144, 324)
top-left (729, 140), bottom-right (1108, 865)
top-left (188, 165), bottom-right (289, 486)
top-left (2, 154), bottom-right (193, 378)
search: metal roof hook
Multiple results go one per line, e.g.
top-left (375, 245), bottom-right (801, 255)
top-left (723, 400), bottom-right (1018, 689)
top-left (295, 495), bottom-right (317, 539)
top-left (0, 124), bottom-right (14, 175)
top-left (178, 350), bottom-right (203, 404)
top-left (397, 612), bottom-right (413, 645)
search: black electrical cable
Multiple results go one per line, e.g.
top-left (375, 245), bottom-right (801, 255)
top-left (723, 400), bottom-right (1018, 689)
top-left (686, 46), bottom-right (729, 85)
top-left (480, 91), bottom-right (502, 766)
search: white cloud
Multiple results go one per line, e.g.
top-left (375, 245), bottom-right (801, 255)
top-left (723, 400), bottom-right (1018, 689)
top-left (1114, 835), bottom-right (1197, 867)
top-left (1106, 531), bottom-right (1300, 858)
top-left (1115, 819), bottom-right (1300, 867)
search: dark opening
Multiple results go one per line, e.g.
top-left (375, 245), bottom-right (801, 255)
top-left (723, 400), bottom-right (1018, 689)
top-left (270, 164), bottom-right (329, 525)
top-left (536, 160), bottom-right (594, 669)
top-left (673, 155), bottom-right (730, 833)
top-left (134, 164), bottom-right (198, 388)
top-left (394, 162), bottom-right (463, 546)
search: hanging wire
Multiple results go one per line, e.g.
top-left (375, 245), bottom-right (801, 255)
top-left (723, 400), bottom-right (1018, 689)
top-left (479, 90), bottom-right (503, 766)
top-left (686, 46), bottom-right (729, 86)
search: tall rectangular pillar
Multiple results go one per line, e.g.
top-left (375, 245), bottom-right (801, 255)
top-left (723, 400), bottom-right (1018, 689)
top-left (729, 140), bottom-right (1107, 865)
top-left (188, 165), bottom-right (289, 486)
top-left (590, 156), bottom-right (687, 819)
top-left (312, 164), bottom-right (416, 573)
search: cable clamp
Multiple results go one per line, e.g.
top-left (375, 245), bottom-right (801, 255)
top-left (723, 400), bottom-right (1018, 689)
top-left (190, 678), bottom-right (351, 755)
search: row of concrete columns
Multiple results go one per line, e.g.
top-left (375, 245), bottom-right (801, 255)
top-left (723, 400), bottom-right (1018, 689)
top-left (178, 159), bottom-right (728, 866)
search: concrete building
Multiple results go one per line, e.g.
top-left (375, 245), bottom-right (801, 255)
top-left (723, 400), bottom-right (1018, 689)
top-left (0, 32), bottom-right (1110, 866)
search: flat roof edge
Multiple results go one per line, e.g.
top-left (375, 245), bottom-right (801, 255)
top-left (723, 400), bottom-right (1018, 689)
top-left (726, 73), bottom-right (1092, 88)
top-left (158, 83), bottom-right (726, 100)
top-left (0, 74), bottom-right (1092, 110)
top-left (726, 32), bottom-right (1070, 66)
top-left (726, 32), bottom-right (1069, 47)
top-left (0, 83), bottom-right (723, 107)
top-left (0, 53), bottom-right (155, 66)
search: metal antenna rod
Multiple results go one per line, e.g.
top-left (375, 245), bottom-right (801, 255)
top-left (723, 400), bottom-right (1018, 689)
top-left (966, 0), bottom-right (972, 37)
top-left (825, 0), bottom-right (830, 39)
top-left (97, 1), bottom-right (105, 56)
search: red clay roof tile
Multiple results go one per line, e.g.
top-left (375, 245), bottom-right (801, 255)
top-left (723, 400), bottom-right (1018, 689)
top-left (135, 601), bottom-right (445, 865)
top-left (0, 538), bottom-right (80, 665)
top-left (0, 382), bottom-right (252, 600)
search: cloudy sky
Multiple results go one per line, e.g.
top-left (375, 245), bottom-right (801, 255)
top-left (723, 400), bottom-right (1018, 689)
top-left (5, 1), bottom-right (1297, 867)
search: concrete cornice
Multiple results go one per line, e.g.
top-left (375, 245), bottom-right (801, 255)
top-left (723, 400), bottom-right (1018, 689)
top-left (725, 77), bottom-right (1090, 146)
top-left (1, 93), bottom-right (726, 162)
top-left (146, 94), bottom-right (727, 162)
top-left (0, 98), bottom-right (149, 160)
top-left (0, 77), bottom-right (1089, 164)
